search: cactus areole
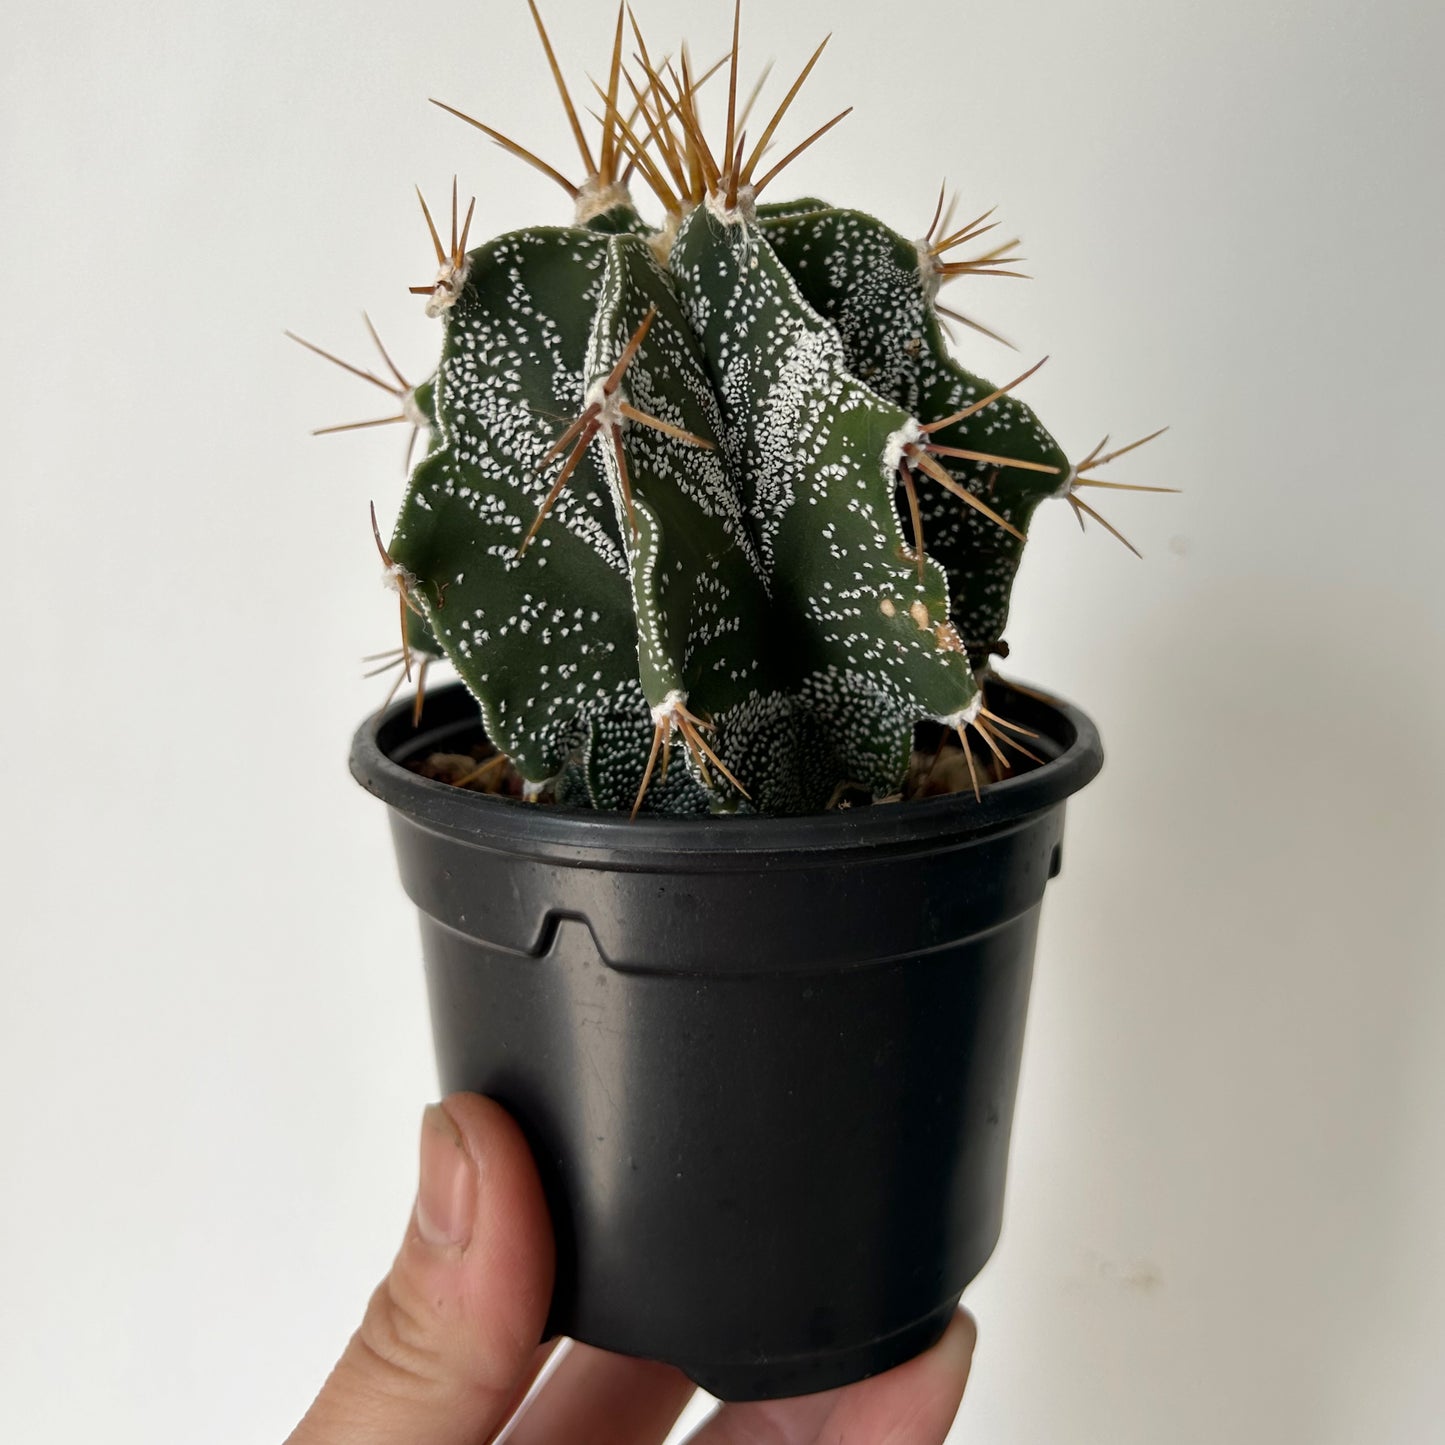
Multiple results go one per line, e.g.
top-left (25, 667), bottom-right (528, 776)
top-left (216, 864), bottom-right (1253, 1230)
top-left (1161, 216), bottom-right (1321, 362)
top-left (332, 0), bottom-right (1161, 1403)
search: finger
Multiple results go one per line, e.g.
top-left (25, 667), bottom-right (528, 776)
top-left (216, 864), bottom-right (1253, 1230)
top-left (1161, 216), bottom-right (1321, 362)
top-left (499, 1341), bottom-right (696, 1445)
top-left (814, 1310), bottom-right (976, 1444)
top-left (286, 1094), bottom-right (556, 1445)
top-left (681, 1309), bottom-right (976, 1445)
top-left (488, 1337), bottom-right (567, 1438)
top-left (681, 1388), bottom-right (835, 1445)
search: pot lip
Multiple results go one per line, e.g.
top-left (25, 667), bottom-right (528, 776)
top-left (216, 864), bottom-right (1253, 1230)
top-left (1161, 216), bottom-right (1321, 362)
top-left (350, 677), bottom-right (1103, 862)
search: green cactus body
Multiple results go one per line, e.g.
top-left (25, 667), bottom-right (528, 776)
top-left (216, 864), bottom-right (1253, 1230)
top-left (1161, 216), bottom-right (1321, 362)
top-left (758, 206), bottom-right (1069, 665)
top-left (402, 607), bottom-right (441, 661)
top-left (397, 375), bottom-right (444, 663)
top-left (667, 205), bottom-right (978, 808)
top-left (388, 231), bottom-right (641, 769)
top-left (307, 9), bottom-right (1166, 814)
top-left (384, 204), bottom-right (1020, 808)
top-left (584, 233), bottom-right (780, 805)
top-left (386, 205), bottom-right (981, 814)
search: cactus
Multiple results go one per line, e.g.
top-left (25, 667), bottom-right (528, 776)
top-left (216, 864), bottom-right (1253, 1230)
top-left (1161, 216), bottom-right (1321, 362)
top-left (297, 3), bottom-right (1169, 816)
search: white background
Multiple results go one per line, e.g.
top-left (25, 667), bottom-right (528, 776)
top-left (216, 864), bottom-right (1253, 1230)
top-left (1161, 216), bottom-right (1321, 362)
top-left (3, 0), bottom-right (1443, 1440)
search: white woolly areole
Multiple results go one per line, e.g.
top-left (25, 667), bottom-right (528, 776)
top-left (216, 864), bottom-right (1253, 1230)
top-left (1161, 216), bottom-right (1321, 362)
top-left (883, 418), bottom-right (925, 475)
top-left (940, 693), bottom-right (984, 730)
top-left (522, 779), bottom-right (548, 801)
top-left (380, 561), bottom-right (417, 595)
top-left (646, 210), bottom-right (683, 269)
top-left (574, 179), bottom-right (632, 225)
top-left (914, 240), bottom-right (942, 302)
top-left (584, 378), bottom-right (625, 430)
top-left (424, 258), bottom-right (469, 319)
top-left (705, 184), bottom-right (757, 228)
top-left (401, 390), bottom-right (427, 428)
top-left (649, 688), bottom-right (686, 725)
top-left (1055, 464), bottom-right (1080, 499)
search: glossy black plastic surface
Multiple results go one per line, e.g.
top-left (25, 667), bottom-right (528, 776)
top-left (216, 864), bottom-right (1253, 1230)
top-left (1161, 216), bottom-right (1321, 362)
top-left (352, 680), bottom-right (1102, 1399)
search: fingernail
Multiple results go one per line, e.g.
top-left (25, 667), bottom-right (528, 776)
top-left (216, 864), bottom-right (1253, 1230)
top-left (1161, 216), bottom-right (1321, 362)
top-left (416, 1103), bottom-right (476, 1248)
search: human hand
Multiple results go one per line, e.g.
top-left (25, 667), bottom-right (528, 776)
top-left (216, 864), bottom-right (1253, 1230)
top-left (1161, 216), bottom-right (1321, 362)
top-left (286, 1094), bottom-right (976, 1444)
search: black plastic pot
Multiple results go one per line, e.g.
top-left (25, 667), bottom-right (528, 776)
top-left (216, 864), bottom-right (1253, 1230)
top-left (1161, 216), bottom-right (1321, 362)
top-left (351, 680), bottom-right (1102, 1401)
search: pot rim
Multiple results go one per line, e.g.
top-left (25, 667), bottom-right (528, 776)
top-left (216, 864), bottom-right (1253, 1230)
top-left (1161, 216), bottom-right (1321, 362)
top-left (350, 677), bottom-right (1103, 862)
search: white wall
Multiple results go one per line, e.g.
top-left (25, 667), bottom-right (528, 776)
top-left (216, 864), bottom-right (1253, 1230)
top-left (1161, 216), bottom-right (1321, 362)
top-left (2, 0), bottom-right (1442, 1440)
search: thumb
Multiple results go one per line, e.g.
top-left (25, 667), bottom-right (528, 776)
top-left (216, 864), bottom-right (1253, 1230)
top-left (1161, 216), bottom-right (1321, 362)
top-left (287, 1094), bottom-right (556, 1445)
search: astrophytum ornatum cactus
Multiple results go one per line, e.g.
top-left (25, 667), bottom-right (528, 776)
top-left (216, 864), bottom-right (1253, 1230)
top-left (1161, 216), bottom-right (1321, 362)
top-left (295, 3), bottom-right (1169, 817)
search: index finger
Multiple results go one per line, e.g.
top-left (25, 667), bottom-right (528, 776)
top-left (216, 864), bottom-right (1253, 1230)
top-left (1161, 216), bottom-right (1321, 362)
top-left (679, 1309), bottom-right (976, 1445)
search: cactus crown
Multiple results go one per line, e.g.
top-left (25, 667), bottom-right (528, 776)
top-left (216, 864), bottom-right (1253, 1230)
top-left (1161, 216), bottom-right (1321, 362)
top-left (299, 2), bottom-right (1170, 817)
